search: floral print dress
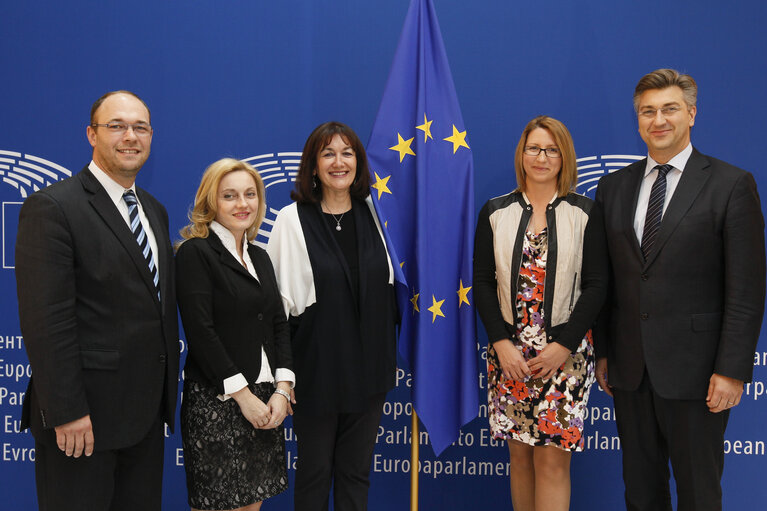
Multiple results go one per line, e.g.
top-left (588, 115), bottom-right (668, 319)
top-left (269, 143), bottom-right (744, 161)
top-left (487, 228), bottom-right (595, 451)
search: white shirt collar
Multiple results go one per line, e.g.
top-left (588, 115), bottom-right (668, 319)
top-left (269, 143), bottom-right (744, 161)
top-left (210, 221), bottom-right (246, 253)
top-left (209, 221), bottom-right (259, 281)
top-left (644, 143), bottom-right (693, 177)
top-left (89, 161), bottom-right (137, 205)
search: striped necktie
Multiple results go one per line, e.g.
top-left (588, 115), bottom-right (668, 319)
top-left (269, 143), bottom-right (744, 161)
top-left (122, 190), bottom-right (160, 300)
top-left (640, 164), bottom-right (673, 259)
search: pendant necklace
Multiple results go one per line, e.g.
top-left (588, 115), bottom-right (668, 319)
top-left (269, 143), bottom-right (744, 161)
top-left (322, 201), bottom-right (346, 231)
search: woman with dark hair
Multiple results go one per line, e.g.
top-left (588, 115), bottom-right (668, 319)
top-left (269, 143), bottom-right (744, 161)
top-left (267, 121), bottom-right (397, 511)
top-left (474, 116), bottom-right (607, 511)
top-left (176, 158), bottom-right (294, 511)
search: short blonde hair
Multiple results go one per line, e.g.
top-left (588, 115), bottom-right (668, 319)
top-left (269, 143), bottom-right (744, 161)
top-left (514, 116), bottom-right (577, 197)
top-left (179, 158), bottom-right (266, 243)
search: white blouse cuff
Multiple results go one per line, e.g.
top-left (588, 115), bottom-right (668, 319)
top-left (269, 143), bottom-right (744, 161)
top-left (222, 373), bottom-right (249, 398)
top-left (274, 368), bottom-right (296, 388)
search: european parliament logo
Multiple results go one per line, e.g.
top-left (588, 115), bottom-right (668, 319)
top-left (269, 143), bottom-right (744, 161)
top-left (0, 150), bottom-right (72, 269)
top-left (242, 151), bottom-right (301, 248)
top-left (575, 154), bottom-right (643, 196)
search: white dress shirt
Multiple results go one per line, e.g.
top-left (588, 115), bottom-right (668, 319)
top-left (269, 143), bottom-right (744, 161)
top-left (89, 161), bottom-right (160, 282)
top-left (209, 221), bottom-right (295, 400)
top-left (633, 143), bottom-right (693, 244)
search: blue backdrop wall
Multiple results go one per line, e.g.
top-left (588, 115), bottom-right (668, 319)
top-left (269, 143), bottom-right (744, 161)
top-left (2, 1), bottom-right (766, 509)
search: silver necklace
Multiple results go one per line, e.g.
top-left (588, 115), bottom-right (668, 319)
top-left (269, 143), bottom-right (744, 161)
top-left (322, 201), bottom-right (346, 231)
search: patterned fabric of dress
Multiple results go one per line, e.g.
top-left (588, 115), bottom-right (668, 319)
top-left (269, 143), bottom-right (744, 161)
top-left (181, 380), bottom-right (288, 509)
top-left (487, 228), bottom-right (595, 451)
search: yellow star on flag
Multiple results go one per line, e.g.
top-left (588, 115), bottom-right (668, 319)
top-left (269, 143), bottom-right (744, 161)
top-left (443, 124), bottom-right (470, 154)
top-left (371, 172), bottom-right (392, 200)
top-left (427, 294), bottom-right (445, 323)
top-left (457, 280), bottom-right (472, 307)
top-left (389, 133), bottom-right (416, 162)
top-left (410, 290), bottom-right (420, 313)
top-left (400, 261), bottom-right (405, 268)
top-left (416, 113), bottom-right (433, 143)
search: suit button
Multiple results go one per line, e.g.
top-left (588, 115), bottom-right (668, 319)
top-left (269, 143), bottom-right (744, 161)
top-left (159, 354), bottom-right (166, 362)
top-left (641, 274), bottom-right (648, 281)
top-left (640, 313), bottom-right (649, 320)
top-left (257, 313), bottom-right (264, 321)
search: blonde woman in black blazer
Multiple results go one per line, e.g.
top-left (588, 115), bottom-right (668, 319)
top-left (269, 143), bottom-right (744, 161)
top-left (176, 158), bottom-right (294, 511)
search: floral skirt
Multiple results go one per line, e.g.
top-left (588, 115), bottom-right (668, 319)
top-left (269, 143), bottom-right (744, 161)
top-left (487, 331), bottom-right (595, 451)
top-left (181, 380), bottom-right (288, 509)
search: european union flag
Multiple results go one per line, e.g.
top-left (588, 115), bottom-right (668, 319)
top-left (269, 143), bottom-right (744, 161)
top-left (366, 0), bottom-right (478, 455)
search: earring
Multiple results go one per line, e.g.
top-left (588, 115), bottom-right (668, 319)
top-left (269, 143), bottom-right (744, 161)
top-left (312, 175), bottom-right (318, 189)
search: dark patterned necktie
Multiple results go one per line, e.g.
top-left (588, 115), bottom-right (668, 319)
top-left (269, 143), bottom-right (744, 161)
top-left (123, 190), bottom-right (160, 300)
top-left (640, 164), bottom-right (673, 259)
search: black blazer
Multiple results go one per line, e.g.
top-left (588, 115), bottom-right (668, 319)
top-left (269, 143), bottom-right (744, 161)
top-left (593, 148), bottom-right (765, 399)
top-left (176, 233), bottom-right (292, 393)
top-left (16, 166), bottom-right (180, 451)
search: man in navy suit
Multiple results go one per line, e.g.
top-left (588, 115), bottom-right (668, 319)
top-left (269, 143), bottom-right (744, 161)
top-left (594, 69), bottom-right (765, 511)
top-left (16, 91), bottom-right (179, 511)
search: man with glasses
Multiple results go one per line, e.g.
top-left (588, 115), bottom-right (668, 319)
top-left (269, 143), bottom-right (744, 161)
top-left (16, 90), bottom-right (179, 510)
top-left (592, 68), bottom-right (766, 510)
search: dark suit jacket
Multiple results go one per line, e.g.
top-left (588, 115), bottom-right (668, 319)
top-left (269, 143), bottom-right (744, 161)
top-left (16, 166), bottom-right (179, 451)
top-left (175, 234), bottom-right (292, 392)
top-left (594, 148), bottom-right (765, 399)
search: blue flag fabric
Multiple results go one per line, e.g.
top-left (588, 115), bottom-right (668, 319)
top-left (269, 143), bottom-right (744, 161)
top-left (366, 0), bottom-right (478, 456)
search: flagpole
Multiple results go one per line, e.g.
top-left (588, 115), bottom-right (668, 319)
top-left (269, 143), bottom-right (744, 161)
top-left (410, 409), bottom-right (419, 511)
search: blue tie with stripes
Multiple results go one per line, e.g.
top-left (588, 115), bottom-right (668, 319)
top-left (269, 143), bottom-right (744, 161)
top-left (640, 164), bottom-right (673, 260)
top-left (122, 190), bottom-right (160, 301)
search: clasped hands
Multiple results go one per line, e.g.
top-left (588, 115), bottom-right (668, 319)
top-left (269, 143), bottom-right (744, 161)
top-left (493, 338), bottom-right (571, 381)
top-left (232, 385), bottom-right (295, 430)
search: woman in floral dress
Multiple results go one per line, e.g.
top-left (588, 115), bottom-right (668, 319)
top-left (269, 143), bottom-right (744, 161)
top-left (474, 116), bottom-right (607, 511)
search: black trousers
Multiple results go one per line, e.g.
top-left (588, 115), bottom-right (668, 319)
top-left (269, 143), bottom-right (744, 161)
top-left (613, 372), bottom-right (729, 511)
top-left (34, 415), bottom-right (165, 511)
top-left (292, 393), bottom-right (386, 511)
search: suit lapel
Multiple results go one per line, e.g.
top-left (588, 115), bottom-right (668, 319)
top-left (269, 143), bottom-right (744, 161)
top-left (622, 160), bottom-right (647, 262)
top-left (80, 169), bottom-right (161, 309)
top-left (139, 189), bottom-right (170, 308)
top-left (643, 149), bottom-right (710, 268)
top-left (207, 232), bottom-right (260, 283)
top-left (247, 245), bottom-right (267, 282)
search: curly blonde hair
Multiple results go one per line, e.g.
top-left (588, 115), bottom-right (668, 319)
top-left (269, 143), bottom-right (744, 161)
top-left (179, 158), bottom-right (266, 244)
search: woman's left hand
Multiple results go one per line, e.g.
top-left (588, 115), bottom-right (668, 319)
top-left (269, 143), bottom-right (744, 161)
top-left (527, 342), bottom-right (571, 380)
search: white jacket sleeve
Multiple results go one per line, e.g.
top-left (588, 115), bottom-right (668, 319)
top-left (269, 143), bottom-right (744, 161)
top-left (266, 203), bottom-right (316, 318)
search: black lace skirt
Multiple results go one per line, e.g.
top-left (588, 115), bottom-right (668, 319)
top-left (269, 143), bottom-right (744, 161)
top-left (181, 380), bottom-right (288, 509)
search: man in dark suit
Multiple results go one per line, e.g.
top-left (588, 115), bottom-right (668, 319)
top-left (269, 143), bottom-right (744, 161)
top-left (16, 91), bottom-right (179, 511)
top-left (594, 69), bottom-right (765, 511)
